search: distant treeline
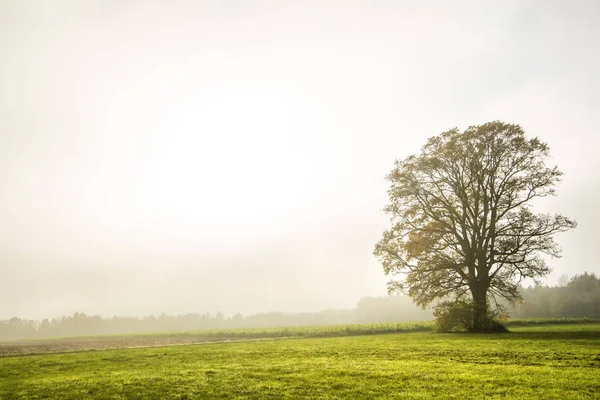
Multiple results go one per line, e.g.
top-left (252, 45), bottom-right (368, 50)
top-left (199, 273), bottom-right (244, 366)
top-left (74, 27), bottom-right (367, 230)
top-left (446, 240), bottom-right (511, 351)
top-left (508, 272), bottom-right (600, 319)
top-left (1, 273), bottom-right (598, 340)
top-left (0, 296), bottom-right (430, 340)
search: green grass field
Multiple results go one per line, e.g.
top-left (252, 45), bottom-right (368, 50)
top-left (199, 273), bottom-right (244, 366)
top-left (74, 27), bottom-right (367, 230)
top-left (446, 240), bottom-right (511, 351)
top-left (1, 322), bottom-right (599, 399)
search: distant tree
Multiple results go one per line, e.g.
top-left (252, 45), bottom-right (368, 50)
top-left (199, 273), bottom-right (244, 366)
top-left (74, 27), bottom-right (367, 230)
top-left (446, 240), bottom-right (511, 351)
top-left (229, 312), bottom-right (244, 328)
top-left (374, 122), bottom-right (576, 331)
top-left (557, 274), bottom-right (570, 287)
top-left (562, 273), bottom-right (600, 318)
top-left (215, 311), bottom-right (224, 322)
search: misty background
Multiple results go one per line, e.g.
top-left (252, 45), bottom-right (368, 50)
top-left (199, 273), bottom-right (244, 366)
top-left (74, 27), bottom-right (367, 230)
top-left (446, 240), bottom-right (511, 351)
top-left (1, 1), bottom-right (599, 321)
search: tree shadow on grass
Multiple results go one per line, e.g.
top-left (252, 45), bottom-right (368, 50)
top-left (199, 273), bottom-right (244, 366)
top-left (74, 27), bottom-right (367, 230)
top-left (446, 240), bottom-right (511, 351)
top-left (453, 328), bottom-right (600, 344)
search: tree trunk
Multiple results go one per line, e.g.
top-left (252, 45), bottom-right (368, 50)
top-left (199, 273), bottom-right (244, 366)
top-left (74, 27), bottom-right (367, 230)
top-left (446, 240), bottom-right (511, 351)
top-left (471, 283), bottom-right (489, 332)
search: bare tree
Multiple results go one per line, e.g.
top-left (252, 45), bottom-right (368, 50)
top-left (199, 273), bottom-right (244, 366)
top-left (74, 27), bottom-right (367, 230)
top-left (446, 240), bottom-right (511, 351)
top-left (374, 121), bottom-right (576, 331)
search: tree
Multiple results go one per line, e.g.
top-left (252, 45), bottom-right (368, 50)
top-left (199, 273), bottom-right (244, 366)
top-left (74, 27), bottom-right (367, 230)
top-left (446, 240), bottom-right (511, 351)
top-left (374, 121), bottom-right (576, 332)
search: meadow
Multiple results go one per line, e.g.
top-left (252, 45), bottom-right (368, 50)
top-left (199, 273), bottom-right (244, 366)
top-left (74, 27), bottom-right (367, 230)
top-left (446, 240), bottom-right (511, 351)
top-left (1, 321), bottom-right (599, 399)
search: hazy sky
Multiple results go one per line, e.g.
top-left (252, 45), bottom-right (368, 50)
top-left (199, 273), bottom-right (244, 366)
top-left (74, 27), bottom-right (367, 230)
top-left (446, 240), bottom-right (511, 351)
top-left (1, 0), bottom-right (599, 320)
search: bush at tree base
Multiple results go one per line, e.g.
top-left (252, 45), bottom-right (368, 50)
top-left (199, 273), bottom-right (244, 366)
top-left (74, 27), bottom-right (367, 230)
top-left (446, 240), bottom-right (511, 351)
top-left (433, 300), bottom-right (509, 333)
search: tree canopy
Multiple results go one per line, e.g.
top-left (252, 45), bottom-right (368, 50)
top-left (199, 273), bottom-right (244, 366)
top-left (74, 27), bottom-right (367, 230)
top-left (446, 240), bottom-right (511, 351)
top-left (374, 121), bottom-right (576, 331)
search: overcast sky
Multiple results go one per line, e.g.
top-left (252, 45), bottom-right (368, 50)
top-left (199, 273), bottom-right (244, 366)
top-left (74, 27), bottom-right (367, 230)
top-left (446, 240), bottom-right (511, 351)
top-left (1, 0), bottom-right (598, 320)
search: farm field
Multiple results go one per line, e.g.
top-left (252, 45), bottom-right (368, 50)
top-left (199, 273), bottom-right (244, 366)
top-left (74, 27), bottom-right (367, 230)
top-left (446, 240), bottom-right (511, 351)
top-left (1, 318), bottom-right (594, 356)
top-left (1, 323), bottom-right (599, 399)
top-left (0, 321), bottom-right (435, 356)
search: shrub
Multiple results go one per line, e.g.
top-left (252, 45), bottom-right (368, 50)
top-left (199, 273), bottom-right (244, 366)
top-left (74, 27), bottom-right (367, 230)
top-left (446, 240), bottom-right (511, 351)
top-left (433, 299), bottom-right (508, 333)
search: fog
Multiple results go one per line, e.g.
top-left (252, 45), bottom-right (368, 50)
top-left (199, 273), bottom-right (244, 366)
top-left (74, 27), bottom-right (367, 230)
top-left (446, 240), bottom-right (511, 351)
top-left (1, 1), bottom-right (599, 321)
